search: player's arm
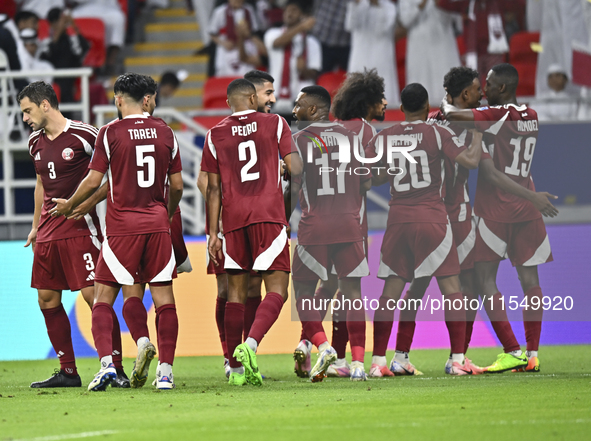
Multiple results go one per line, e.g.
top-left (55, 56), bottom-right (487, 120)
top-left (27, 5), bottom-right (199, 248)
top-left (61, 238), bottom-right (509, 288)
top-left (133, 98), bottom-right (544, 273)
top-left (197, 170), bottom-right (208, 199)
top-left (25, 174), bottom-right (43, 251)
top-left (49, 170), bottom-right (105, 217)
top-left (440, 100), bottom-right (476, 123)
top-left (206, 172), bottom-right (223, 266)
top-left (67, 181), bottom-right (108, 220)
top-left (453, 130), bottom-right (483, 169)
top-left (168, 172), bottom-right (183, 222)
top-left (283, 152), bottom-right (303, 178)
top-left (271, 16), bottom-right (316, 48)
top-left (479, 159), bottom-right (559, 217)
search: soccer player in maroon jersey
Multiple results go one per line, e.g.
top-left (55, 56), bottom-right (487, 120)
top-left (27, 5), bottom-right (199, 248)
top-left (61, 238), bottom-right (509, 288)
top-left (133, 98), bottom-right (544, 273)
top-left (368, 83), bottom-right (488, 376)
top-left (51, 73), bottom-right (183, 391)
top-left (441, 63), bottom-right (557, 373)
top-left (202, 79), bottom-right (300, 386)
top-left (18, 81), bottom-right (128, 389)
top-left (391, 67), bottom-right (559, 375)
top-left (291, 85), bottom-right (371, 381)
top-left (197, 70), bottom-right (277, 379)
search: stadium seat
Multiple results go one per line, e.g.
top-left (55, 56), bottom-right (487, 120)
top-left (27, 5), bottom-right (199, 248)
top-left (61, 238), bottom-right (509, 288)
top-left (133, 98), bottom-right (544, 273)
top-left (316, 70), bottom-right (347, 97)
top-left (456, 35), bottom-right (466, 57)
top-left (514, 62), bottom-right (537, 96)
top-left (38, 19), bottom-right (49, 39)
top-left (52, 82), bottom-right (61, 102)
top-left (203, 76), bottom-right (241, 109)
top-left (396, 37), bottom-right (406, 93)
top-left (509, 31), bottom-right (540, 65)
top-left (75, 18), bottom-right (107, 68)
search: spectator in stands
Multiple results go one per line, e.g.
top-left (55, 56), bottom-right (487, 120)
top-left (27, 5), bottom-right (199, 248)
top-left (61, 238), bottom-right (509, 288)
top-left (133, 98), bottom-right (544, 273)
top-left (346, 0), bottom-right (399, 105)
top-left (312, 0), bottom-right (350, 73)
top-left (0, 14), bottom-right (22, 73)
top-left (155, 71), bottom-right (182, 106)
top-left (533, 64), bottom-right (578, 122)
top-left (40, 8), bottom-right (89, 105)
top-left (399, 0), bottom-right (461, 106)
top-left (16, 0), bottom-right (64, 21)
top-left (20, 28), bottom-right (53, 84)
top-left (14, 10), bottom-right (38, 32)
top-left (264, 0), bottom-right (322, 117)
top-left (71, 0), bottom-right (126, 74)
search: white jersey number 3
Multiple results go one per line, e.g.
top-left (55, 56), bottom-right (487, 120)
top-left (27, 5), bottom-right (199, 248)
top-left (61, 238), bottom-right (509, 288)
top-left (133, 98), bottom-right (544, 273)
top-left (136, 144), bottom-right (155, 188)
top-left (238, 140), bottom-right (260, 182)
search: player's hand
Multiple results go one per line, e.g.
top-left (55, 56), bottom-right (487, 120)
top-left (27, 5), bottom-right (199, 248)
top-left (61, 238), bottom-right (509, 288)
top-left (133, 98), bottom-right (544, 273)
top-left (218, 218), bottom-right (224, 235)
top-left (208, 235), bottom-right (223, 267)
top-left (530, 192), bottom-right (559, 218)
top-left (221, 39), bottom-right (236, 51)
top-left (50, 198), bottom-right (72, 217)
top-left (286, 225), bottom-right (291, 239)
top-left (24, 228), bottom-right (37, 252)
top-left (300, 16), bottom-right (316, 32)
top-left (67, 199), bottom-right (93, 220)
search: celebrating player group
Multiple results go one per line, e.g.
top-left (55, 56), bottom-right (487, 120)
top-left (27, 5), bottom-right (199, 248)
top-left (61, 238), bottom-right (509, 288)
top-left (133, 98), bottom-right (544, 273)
top-left (19, 62), bottom-right (558, 390)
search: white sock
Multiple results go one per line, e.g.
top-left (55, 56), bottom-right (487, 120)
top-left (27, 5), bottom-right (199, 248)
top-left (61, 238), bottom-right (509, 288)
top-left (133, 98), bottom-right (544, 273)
top-left (100, 355), bottom-right (113, 369)
top-left (159, 362), bottom-right (172, 378)
top-left (246, 337), bottom-right (258, 353)
top-left (350, 360), bottom-right (364, 369)
top-left (230, 366), bottom-right (245, 375)
top-left (394, 351), bottom-right (409, 363)
top-left (451, 353), bottom-right (465, 364)
top-left (509, 349), bottom-right (523, 357)
top-left (334, 358), bottom-right (347, 367)
top-left (526, 350), bottom-right (538, 358)
top-left (318, 341), bottom-right (330, 353)
top-left (304, 340), bottom-right (313, 352)
top-left (372, 355), bottom-right (387, 366)
top-left (137, 336), bottom-right (149, 348)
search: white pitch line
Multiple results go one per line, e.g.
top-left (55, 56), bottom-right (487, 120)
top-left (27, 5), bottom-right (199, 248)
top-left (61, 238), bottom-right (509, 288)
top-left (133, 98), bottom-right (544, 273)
top-left (15, 430), bottom-right (119, 441)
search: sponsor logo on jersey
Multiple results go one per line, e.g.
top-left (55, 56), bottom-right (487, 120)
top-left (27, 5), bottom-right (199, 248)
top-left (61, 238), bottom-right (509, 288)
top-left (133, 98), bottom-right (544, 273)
top-left (34, 152), bottom-right (41, 160)
top-left (135, 120), bottom-right (144, 124)
top-left (302, 130), bottom-right (328, 154)
top-left (62, 148), bottom-right (74, 161)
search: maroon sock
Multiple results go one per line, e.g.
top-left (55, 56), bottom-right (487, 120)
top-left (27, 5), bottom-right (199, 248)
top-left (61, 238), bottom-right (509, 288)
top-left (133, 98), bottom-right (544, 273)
top-left (111, 309), bottom-right (123, 370)
top-left (248, 292), bottom-right (284, 344)
top-left (243, 295), bottom-right (262, 341)
top-left (332, 291), bottom-right (349, 358)
top-left (300, 287), bottom-right (334, 341)
top-left (215, 297), bottom-right (229, 359)
top-left (484, 292), bottom-right (520, 353)
top-left (464, 292), bottom-right (478, 353)
top-left (347, 307), bottom-right (365, 362)
top-left (91, 302), bottom-right (114, 360)
top-left (225, 302), bottom-right (245, 368)
top-left (122, 297), bottom-right (150, 343)
top-left (396, 290), bottom-right (420, 353)
top-left (296, 295), bottom-right (328, 348)
top-left (155, 304), bottom-right (178, 365)
top-left (523, 286), bottom-right (543, 352)
top-left (372, 296), bottom-right (395, 357)
top-left (444, 292), bottom-right (466, 354)
top-left (42, 304), bottom-right (77, 376)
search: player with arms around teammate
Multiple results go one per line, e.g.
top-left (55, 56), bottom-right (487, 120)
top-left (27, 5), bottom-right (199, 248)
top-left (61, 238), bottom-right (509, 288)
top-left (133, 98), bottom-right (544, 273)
top-left (52, 73), bottom-right (183, 391)
top-left (291, 86), bottom-right (372, 381)
top-left (18, 82), bottom-right (128, 388)
top-left (202, 79), bottom-right (300, 386)
top-left (442, 63), bottom-right (555, 373)
top-left (369, 83), bottom-right (487, 376)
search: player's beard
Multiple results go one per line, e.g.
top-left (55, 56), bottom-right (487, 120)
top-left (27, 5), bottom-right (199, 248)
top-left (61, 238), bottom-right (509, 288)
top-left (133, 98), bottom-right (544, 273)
top-left (374, 112), bottom-right (386, 122)
top-left (117, 109), bottom-right (123, 120)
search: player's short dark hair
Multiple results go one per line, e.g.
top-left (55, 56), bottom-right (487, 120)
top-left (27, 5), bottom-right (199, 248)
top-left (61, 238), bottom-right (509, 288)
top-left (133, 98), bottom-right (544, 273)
top-left (491, 63), bottom-right (519, 94)
top-left (332, 69), bottom-right (384, 120)
top-left (401, 83), bottom-right (429, 113)
top-left (114, 72), bottom-right (148, 102)
top-left (17, 81), bottom-right (59, 109)
top-left (301, 85), bottom-right (331, 109)
top-left (227, 78), bottom-right (256, 97)
top-left (143, 75), bottom-right (158, 95)
top-left (443, 66), bottom-right (479, 99)
top-left (286, 0), bottom-right (313, 14)
top-left (160, 72), bottom-right (180, 88)
top-left (14, 10), bottom-right (38, 25)
top-left (244, 70), bottom-right (275, 87)
top-left (47, 7), bottom-right (62, 24)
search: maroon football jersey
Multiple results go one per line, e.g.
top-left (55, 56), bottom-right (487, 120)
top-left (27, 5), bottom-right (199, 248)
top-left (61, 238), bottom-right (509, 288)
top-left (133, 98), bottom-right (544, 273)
top-left (200, 110), bottom-right (292, 233)
top-left (472, 104), bottom-right (541, 223)
top-left (29, 119), bottom-right (101, 243)
top-left (294, 121), bottom-right (370, 246)
top-left (367, 120), bottom-right (467, 224)
top-left (90, 114), bottom-right (182, 236)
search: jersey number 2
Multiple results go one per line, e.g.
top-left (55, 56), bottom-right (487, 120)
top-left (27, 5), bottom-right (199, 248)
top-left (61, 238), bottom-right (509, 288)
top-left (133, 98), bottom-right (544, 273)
top-left (238, 140), bottom-right (259, 182)
top-left (136, 144), bottom-right (155, 188)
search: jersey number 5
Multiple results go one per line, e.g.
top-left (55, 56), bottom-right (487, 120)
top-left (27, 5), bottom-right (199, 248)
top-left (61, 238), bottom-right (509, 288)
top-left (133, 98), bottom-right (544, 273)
top-left (238, 140), bottom-right (260, 182)
top-left (136, 144), bottom-right (155, 188)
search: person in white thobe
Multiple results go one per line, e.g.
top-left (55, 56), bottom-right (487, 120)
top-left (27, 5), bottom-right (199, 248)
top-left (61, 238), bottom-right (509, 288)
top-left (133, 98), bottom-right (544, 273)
top-left (399, 0), bottom-right (461, 106)
top-left (346, 0), bottom-right (399, 105)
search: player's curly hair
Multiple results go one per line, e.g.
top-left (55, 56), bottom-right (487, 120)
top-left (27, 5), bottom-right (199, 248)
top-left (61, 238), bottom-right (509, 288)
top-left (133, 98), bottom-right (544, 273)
top-left (443, 67), bottom-right (479, 99)
top-left (114, 72), bottom-right (149, 103)
top-left (17, 81), bottom-right (59, 110)
top-left (331, 69), bottom-right (385, 121)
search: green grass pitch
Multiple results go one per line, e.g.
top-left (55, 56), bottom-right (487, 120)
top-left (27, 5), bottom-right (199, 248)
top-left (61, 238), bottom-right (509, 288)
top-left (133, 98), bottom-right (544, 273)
top-left (1, 346), bottom-right (590, 441)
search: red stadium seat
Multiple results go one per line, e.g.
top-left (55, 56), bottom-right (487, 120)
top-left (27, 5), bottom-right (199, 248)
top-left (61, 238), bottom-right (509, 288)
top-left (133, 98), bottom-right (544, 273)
top-left (316, 70), bottom-right (347, 97)
top-left (203, 76), bottom-right (241, 109)
top-left (52, 82), bottom-right (61, 102)
top-left (514, 62), bottom-right (537, 96)
top-left (74, 18), bottom-right (106, 68)
top-left (509, 31), bottom-right (540, 65)
top-left (396, 37), bottom-right (406, 92)
top-left (118, 0), bottom-right (128, 17)
top-left (38, 19), bottom-right (49, 39)
top-left (456, 35), bottom-right (466, 57)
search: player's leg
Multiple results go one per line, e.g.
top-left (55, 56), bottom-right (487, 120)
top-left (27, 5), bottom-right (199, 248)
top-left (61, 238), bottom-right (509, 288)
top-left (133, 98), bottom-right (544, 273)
top-left (149, 283), bottom-right (178, 390)
top-left (325, 274), bottom-right (350, 377)
top-left (515, 265), bottom-right (543, 372)
top-left (387, 277), bottom-right (429, 377)
top-left (244, 273), bottom-right (263, 340)
top-left (339, 277), bottom-right (366, 381)
top-left (171, 209), bottom-right (192, 274)
top-left (298, 274), bottom-right (336, 345)
top-left (30, 289), bottom-right (82, 388)
top-left (214, 274), bottom-right (230, 377)
top-left (226, 270), bottom-right (251, 385)
top-left (459, 269), bottom-right (477, 355)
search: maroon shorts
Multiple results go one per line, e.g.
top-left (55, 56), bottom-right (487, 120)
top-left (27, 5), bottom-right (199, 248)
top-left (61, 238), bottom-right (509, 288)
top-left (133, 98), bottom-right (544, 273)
top-left (171, 210), bottom-right (192, 273)
top-left (95, 232), bottom-right (177, 286)
top-left (32, 235), bottom-right (101, 291)
top-left (452, 216), bottom-right (477, 271)
top-left (292, 241), bottom-right (369, 282)
top-left (206, 233), bottom-right (226, 275)
top-left (223, 223), bottom-right (290, 272)
top-left (378, 222), bottom-right (460, 282)
top-left (474, 217), bottom-right (553, 267)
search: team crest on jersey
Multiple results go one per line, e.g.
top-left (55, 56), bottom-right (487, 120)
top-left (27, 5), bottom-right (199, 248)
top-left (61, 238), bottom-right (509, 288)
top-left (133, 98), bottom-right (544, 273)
top-left (62, 148), bottom-right (74, 160)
